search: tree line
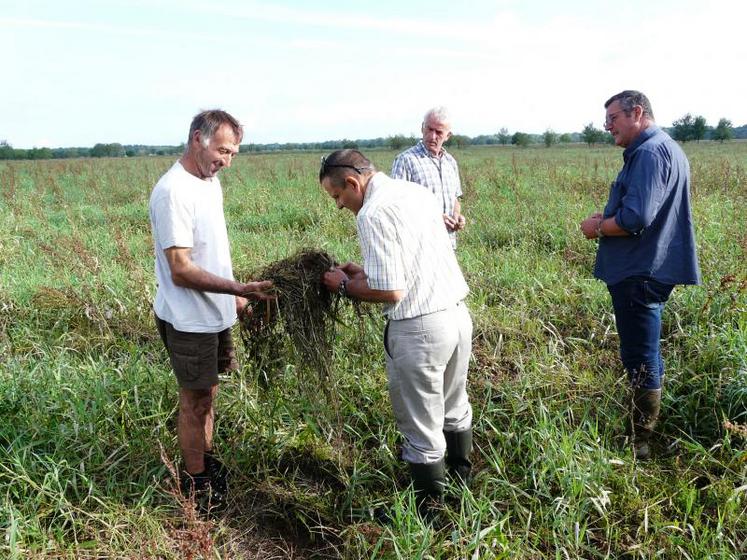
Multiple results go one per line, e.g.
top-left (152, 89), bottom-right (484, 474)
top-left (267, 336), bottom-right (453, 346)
top-left (0, 142), bottom-right (184, 161)
top-left (1, 117), bottom-right (744, 160)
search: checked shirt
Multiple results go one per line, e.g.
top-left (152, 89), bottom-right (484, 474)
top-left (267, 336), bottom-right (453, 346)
top-left (357, 172), bottom-right (468, 320)
top-left (391, 141), bottom-right (462, 247)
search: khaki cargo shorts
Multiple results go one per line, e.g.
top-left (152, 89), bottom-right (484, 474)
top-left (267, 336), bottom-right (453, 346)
top-left (155, 315), bottom-right (238, 390)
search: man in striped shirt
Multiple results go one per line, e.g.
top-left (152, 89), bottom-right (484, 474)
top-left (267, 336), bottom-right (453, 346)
top-left (320, 149), bottom-right (474, 519)
top-left (391, 107), bottom-right (465, 248)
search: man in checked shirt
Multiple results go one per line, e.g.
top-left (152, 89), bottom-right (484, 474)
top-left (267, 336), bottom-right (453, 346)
top-left (320, 149), bottom-right (474, 520)
top-left (391, 106), bottom-right (465, 249)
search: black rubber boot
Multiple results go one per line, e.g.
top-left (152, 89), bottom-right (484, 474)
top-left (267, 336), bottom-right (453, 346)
top-left (205, 452), bottom-right (228, 494)
top-left (444, 429), bottom-right (473, 485)
top-left (179, 470), bottom-right (213, 515)
top-left (632, 388), bottom-right (661, 461)
top-left (181, 464), bottom-right (227, 517)
top-left (409, 460), bottom-right (446, 521)
top-left (204, 452), bottom-right (228, 511)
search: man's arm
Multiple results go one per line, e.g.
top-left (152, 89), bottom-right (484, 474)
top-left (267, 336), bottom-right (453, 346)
top-left (165, 247), bottom-right (274, 299)
top-left (450, 197), bottom-right (466, 231)
top-left (580, 213), bottom-right (630, 239)
top-left (322, 263), bottom-right (403, 304)
top-left (615, 152), bottom-right (668, 234)
top-left (390, 154), bottom-right (410, 181)
top-left (442, 155), bottom-right (465, 231)
top-left (582, 152), bottom-right (669, 240)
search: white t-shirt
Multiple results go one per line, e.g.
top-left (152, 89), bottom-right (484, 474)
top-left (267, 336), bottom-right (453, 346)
top-left (149, 161), bottom-right (236, 332)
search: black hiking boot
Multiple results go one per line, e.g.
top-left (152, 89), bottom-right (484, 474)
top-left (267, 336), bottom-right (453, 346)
top-left (180, 469), bottom-right (225, 517)
top-left (205, 452), bottom-right (228, 495)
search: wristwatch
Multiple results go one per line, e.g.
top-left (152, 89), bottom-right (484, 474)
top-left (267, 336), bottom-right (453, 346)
top-left (596, 219), bottom-right (605, 238)
top-left (338, 278), bottom-right (348, 297)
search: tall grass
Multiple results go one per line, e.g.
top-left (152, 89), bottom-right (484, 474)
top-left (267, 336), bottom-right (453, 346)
top-left (1, 143), bottom-right (745, 558)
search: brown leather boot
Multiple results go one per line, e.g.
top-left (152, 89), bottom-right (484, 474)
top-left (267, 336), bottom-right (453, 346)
top-left (632, 388), bottom-right (661, 460)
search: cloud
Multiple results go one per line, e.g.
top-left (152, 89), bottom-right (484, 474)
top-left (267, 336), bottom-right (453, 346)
top-left (2, 1), bottom-right (746, 147)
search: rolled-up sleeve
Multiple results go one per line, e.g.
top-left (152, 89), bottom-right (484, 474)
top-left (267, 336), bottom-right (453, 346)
top-left (614, 151), bottom-right (668, 234)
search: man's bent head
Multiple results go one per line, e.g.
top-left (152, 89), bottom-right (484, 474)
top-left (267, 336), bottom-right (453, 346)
top-left (319, 149), bottom-right (375, 215)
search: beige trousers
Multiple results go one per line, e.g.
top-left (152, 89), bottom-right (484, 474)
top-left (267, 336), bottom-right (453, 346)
top-left (384, 302), bottom-right (473, 464)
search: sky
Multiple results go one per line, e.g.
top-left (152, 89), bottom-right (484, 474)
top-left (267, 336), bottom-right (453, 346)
top-left (2, 0), bottom-right (746, 148)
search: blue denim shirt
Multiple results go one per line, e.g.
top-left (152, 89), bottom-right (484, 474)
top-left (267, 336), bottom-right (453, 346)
top-left (594, 126), bottom-right (701, 286)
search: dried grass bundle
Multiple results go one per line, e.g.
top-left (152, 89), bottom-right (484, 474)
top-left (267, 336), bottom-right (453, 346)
top-left (240, 248), bottom-right (349, 385)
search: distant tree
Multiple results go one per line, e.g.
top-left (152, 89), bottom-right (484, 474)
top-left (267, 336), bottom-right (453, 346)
top-left (91, 143), bottom-right (108, 157)
top-left (357, 137), bottom-right (385, 149)
top-left (672, 114), bottom-right (695, 142)
top-left (581, 123), bottom-right (604, 146)
top-left (0, 141), bottom-right (13, 160)
top-left (446, 134), bottom-right (471, 149)
top-left (712, 118), bottom-right (735, 143)
top-left (542, 129), bottom-right (558, 147)
top-left (28, 147), bottom-right (53, 160)
top-left (692, 115), bottom-right (707, 143)
top-left (498, 127), bottom-right (511, 145)
top-left (471, 134), bottom-right (499, 145)
top-left (388, 134), bottom-right (410, 150)
top-left (91, 142), bottom-right (125, 157)
top-left (559, 133), bottom-right (572, 144)
top-left (341, 138), bottom-right (358, 149)
top-left (511, 132), bottom-right (532, 147)
top-left (51, 147), bottom-right (83, 158)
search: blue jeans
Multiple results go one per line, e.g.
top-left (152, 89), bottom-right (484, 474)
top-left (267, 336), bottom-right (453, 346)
top-left (607, 277), bottom-right (675, 390)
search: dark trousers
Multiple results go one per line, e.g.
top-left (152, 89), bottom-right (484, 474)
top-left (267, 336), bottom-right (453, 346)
top-left (607, 277), bottom-right (674, 390)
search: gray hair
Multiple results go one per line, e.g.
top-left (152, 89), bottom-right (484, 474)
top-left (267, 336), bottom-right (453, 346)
top-left (187, 109), bottom-right (243, 146)
top-left (423, 106), bottom-right (451, 126)
top-left (604, 91), bottom-right (655, 121)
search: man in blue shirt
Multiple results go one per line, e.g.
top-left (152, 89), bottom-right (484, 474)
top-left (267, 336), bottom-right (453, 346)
top-left (580, 90), bottom-right (700, 460)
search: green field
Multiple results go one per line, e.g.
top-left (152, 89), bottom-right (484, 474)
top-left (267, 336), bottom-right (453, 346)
top-left (1, 143), bottom-right (745, 559)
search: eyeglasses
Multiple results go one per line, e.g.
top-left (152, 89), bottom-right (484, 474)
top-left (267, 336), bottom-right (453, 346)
top-left (604, 109), bottom-right (628, 127)
top-left (319, 155), bottom-right (370, 175)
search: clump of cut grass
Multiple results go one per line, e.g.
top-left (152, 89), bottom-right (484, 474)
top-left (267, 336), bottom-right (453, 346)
top-left (240, 248), bottom-right (359, 388)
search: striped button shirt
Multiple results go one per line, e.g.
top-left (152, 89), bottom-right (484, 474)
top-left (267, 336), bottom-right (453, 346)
top-left (357, 172), bottom-right (469, 320)
top-left (391, 141), bottom-right (462, 246)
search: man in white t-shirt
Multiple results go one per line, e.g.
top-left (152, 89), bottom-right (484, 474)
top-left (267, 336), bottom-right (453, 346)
top-left (319, 149), bottom-right (473, 520)
top-left (149, 109), bottom-right (273, 513)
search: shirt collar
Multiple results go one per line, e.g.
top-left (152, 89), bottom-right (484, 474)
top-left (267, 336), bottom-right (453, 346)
top-left (624, 125), bottom-right (660, 159)
top-left (362, 171), bottom-right (386, 206)
top-left (416, 140), bottom-right (444, 159)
